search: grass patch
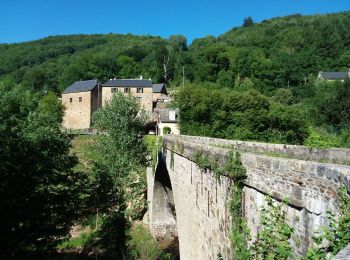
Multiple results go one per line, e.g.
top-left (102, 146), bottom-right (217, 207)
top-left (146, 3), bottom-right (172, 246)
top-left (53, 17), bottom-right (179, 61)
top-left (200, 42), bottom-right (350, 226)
top-left (57, 214), bottom-right (103, 250)
top-left (71, 135), bottom-right (101, 172)
top-left (57, 231), bottom-right (98, 249)
top-left (126, 224), bottom-right (170, 260)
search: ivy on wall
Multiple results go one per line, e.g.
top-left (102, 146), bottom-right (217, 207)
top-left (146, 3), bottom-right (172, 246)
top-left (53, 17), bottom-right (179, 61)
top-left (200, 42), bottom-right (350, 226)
top-left (181, 145), bottom-right (349, 259)
top-left (306, 186), bottom-right (350, 259)
top-left (193, 150), bottom-right (295, 259)
top-left (192, 150), bottom-right (251, 259)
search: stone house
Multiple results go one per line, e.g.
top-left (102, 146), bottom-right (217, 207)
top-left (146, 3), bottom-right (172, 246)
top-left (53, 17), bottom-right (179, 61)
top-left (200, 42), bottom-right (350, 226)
top-left (101, 79), bottom-right (154, 113)
top-left (61, 79), bottom-right (101, 130)
top-left (318, 69), bottom-right (350, 81)
top-left (62, 78), bottom-right (171, 131)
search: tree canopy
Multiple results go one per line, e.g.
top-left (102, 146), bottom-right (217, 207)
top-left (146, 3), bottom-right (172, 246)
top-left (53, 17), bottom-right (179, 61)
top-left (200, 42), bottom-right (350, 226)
top-left (0, 84), bottom-right (89, 255)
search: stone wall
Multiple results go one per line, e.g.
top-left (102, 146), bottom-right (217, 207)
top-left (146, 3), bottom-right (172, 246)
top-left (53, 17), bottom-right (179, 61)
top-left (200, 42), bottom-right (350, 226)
top-left (101, 86), bottom-right (153, 113)
top-left (158, 122), bottom-right (180, 136)
top-left (160, 135), bottom-right (350, 259)
top-left (163, 148), bottom-right (233, 259)
top-left (174, 135), bottom-right (350, 165)
top-left (62, 91), bottom-right (93, 130)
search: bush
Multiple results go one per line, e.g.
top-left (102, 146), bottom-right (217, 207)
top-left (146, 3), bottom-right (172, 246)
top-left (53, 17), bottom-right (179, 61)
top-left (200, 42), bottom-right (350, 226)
top-left (304, 127), bottom-right (338, 148)
top-left (163, 126), bottom-right (172, 135)
top-left (127, 224), bottom-right (170, 260)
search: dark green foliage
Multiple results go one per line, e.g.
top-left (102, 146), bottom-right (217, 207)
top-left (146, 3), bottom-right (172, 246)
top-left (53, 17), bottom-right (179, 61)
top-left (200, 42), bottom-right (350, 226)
top-left (225, 152), bottom-right (251, 260)
top-left (91, 92), bottom-right (147, 217)
top-left (314, 79), bottom-right (350, 127)
top-left (126, 224), bottom-right (170, 260)
top-left (93, 92), bottom-right (147, 176)
top-left (302, 79), bottom-right (350, 148)
top-left (176, 84), bottom-right (308, 144)
top-left (0, 83), bottom-right (89, 255)
top-left (0, 34), bottom-right (184, 91)
top-left (82, 93), bottom-right (149, 255)
top-left (1, 12), bottom-right (350, 92)
top-left (1, 12), bottom-right (350, 148)
top-left (144, 135), bottom-right (163, 173)
top-left (243, 17), bottom-right (254, 27)
top-left (192, 152), bottom-right (214, 172)
top-left (252, 197), bottom-right (294, 259)
top-left (163, 126), bottom-right (172, 135)
top-left (304, 127), bottom-right (338, 148)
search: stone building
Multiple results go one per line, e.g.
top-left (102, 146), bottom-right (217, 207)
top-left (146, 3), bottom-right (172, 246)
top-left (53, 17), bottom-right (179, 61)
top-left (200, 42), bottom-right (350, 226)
top-left (101, 79), bottom-right (154, 113)
top-left (62, 78), bottom-right (175, 131)
top-left (61, 79), bottom-right (101, 130)
top-left (156, 109), bottom-right (179, 136)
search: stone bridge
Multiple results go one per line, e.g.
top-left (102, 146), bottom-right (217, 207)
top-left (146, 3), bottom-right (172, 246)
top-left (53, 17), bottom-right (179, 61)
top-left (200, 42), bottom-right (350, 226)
top-left (146, 135), bottom-right (350, 260)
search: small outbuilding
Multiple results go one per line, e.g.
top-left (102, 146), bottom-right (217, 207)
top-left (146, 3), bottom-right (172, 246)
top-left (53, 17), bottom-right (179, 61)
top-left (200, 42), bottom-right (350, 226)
top-left (318, 69), bottom-right (350, 81)
top-left (156, 109), bottom-right (180, 136)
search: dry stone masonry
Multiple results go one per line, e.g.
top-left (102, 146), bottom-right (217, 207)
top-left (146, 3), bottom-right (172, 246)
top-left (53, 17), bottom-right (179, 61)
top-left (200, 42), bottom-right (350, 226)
top-left (147, 135), bottom-right (350, 260)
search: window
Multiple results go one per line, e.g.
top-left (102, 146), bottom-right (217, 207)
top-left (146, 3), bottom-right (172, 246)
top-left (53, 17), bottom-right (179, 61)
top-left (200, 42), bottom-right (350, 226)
top-left (137, 87), bottom-right (143, 93)
top-left (124, 88), bottom-right (130, 93)
top-left (111, 88), bottom-right (117, 93)
top-left (79, 97), bottom-right (82, 102)
top-left (69, 98), bottom-right (73, 103)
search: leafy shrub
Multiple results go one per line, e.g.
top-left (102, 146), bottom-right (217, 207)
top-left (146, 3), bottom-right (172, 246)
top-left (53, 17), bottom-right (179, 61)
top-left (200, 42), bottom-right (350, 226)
top-left (163, 126), bottom-right (172, 135)
top-left (304, 127), bottom-right (338, 148)
top-left (306, 186), bottom-right (350, 259)
top-left (127, 224), bottom-right (170, 260)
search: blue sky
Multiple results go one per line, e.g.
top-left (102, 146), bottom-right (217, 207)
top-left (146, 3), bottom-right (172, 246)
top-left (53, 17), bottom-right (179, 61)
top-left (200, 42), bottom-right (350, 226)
top-left (1, 0), bottom-right (349, 44)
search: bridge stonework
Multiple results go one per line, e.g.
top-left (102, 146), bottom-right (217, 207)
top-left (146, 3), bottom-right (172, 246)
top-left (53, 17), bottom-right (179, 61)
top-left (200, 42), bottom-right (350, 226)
top-left (147, 135), bottom-right (350, 260)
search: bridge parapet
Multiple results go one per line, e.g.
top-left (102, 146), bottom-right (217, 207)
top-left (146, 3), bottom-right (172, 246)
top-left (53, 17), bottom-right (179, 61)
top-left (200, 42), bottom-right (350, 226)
top-left (167, 134), bottom-right (350, 165)
top-left (160, 135), bottom-right (350, 258)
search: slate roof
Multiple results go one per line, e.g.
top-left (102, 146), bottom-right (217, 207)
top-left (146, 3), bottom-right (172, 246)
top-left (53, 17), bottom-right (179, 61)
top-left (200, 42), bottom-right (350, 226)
top-left (102, 79), bottom-right (152, 87)
top-left (152, 83), bottom-right (166, 93)
top-left (63, 79), bottom-right (98, 94)
top-left (319, 72), bottom-right (349, 80)
top-left (158, 109), bottom-right (178, 123)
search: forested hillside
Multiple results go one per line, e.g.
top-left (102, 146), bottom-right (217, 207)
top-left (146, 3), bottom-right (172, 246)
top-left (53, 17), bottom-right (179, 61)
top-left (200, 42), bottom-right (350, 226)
top-left (1, 11), bottom-right (350, 93)
top-left (1, 10), bottom-right (350, 258)
top-left (1, 11), bottom-right (350, 147)
top-left (0, 34), bottom-right (184, 92)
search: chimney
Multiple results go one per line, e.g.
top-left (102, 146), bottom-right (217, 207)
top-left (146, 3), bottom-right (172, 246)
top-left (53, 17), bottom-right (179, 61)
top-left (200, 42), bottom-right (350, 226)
top-left (140, 75), bottom-right (143, 80)
top-left (169, 110), bottom-right (176, 121)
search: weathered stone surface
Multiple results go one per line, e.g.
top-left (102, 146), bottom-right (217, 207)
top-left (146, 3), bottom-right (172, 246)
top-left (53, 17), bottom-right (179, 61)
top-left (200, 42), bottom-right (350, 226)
top-left (167, 135), bottom-right (350, 165)
top-left (147, 167), bottom-right (177, 240)
top-left (163, 149), bottom-right (233, 260)
top-left (334, 243), bottom-right (350, 260)
top-left (147, 135), bottom-right (350, 259)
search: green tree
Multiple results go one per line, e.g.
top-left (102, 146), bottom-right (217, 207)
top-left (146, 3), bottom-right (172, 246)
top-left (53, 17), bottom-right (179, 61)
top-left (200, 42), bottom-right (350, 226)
top-left (93, 92), bottom-right (147, 176)
top-left (253, 197), bottom-right (294, 259)
top-left (87, 93), bottom-right (149, 255)
top-left (0, 83), bottom-right (88, 255)
top-left (243, 17), bottom-right (254, 27)
top-left (116, 55), bottom-right (141, 78)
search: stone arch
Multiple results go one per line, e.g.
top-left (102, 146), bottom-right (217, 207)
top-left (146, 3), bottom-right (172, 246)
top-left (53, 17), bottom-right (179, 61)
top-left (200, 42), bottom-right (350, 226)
top-left (147, 153), bottom-right (178, 255)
